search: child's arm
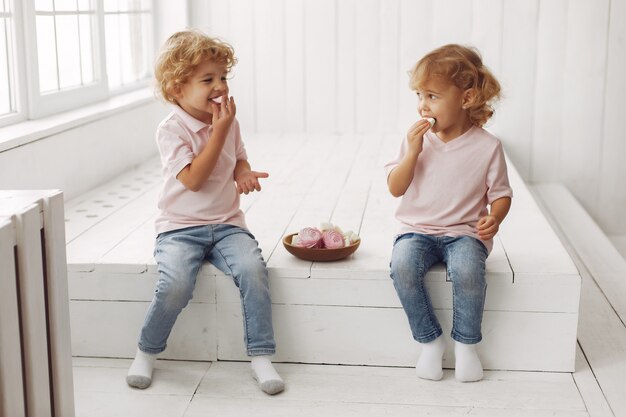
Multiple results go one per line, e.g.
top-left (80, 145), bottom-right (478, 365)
top-left (387, 119), bottom-right (431, 197)
top-left (477, 196), bottom-right (512, 241)
top-left (234, 160), bottom-right (269, 195)
top-left (177, 97), bottom-right (236, 191)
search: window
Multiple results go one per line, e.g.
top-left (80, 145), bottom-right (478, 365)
top-left (1, 0), bottom-right (153, 122)
top-left (104, 0), bottom-right (152, 90)
top-left (34, 0), bottom-right (98, 93)
top-left (0, 0), bottom-right (23, 127)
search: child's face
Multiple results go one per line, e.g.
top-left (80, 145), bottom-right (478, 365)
top-left (175, 59), bottom-right (230, 123)
top-left (415, 78), bottom-right (471, 141)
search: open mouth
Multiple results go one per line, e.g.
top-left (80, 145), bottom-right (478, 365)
top-left (209, 96), bottom-right (223, 105)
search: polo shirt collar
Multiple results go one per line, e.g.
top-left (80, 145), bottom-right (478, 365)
top-left (172, 105), bottom-right (210, 133)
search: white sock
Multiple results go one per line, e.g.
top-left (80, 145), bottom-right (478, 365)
top-left (454, 341), bottom-right (483, 382)
top-left (126, 348), bottom-right (157, 389)
top-left (415, 336), bottom-right (446, 381)
top-left (250, 356), bottom-right (284, 395)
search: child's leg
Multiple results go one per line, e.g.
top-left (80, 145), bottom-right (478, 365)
top-left (390, 234), bottom-right (443, 380)
top-left (443, 236), bottom-right (488, 382)
top-left (208, 225), bottom-right (283, 395)
top-left (127, 226), bottom-right (208, 389)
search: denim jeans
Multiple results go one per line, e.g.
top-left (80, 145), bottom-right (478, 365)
top-left (138, 224), bottom-right (276, 356)
top-left (390, 233), bottom-right (488, 344)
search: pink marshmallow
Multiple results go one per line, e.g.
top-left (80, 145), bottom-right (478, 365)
top-left (296, 227), bottom-right (323, 248)
top-left (322, 229), bottom-right (345, 249)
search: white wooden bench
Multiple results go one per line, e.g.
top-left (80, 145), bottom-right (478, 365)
top-left (532, 183), bottom-right (626, 413)
top-left (65, 133), bottom-right (581, 372)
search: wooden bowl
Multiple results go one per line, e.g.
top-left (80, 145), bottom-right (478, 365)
top-left (282, 233), bottom-right (360, 262)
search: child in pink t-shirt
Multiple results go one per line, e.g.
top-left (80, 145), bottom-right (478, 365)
top-left (126, 30), bottom-right (284, 395)
top-left (385, 44), bottom-right (513, 382)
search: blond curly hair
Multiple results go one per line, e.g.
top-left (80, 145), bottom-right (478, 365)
top-left (409, 44), bottom-right (501, 127)
top-left (154, 29), bottom-right (237, 104)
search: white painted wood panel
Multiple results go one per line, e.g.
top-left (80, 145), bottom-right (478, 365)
top-left (195, 362), bottom-right (586, 413)
top-left (12, 204), bottom-right (53, 417)
top-left (354, 0), bottom-right (380, 133)
top-left (560, 0), bottom-right (610, 212)
top-left (598, 0), bottom-right (626, 234)
top-left (217, 301), bottom-right (577, 371)
top-left (254, 0), bottom-right (285, 133)
top-left (0, 219), bottom-right (26, 417)
top-left (432, 0), bottom-right (472, 46)
top-left (226, 0), bottom-right (256, 132)
top-left (41, 192), bottom-right (75, 417)
top-left (70, 300), bottom-right (217, 360)
top-left (336, 0), bottom-right (356, 134)
top-left (530, 0), bottom-right (568, 182)
top-left (284, 0), bottom-right (306, 131)
top-left (304, 0), bottom-right (337, 133)
top-left (491, 0), bottom-right (538, 179)
top-left (471, 0), bottom-right (503, 77)
top-left (397, 0), bottom-right (433, 133)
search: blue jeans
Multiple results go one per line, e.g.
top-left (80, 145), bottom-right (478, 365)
top-left (138, 224), bottom-right (276, 356)
top-left (390, 233), bottom-right (488, 344)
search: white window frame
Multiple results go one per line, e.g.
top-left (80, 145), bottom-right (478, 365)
top-left (21, 0), bottom-right (108, 119)
top-left (5, 0), bottom-right (157, 120)
top-left (0, 0), bottom-right (27, 128)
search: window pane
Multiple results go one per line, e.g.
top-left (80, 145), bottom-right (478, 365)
top-left (119, 13), bottom-right (132, 84)
top-left (141, 13), bottom-right (151, 78)
top-left (79, 14), bottom-right (94, 83)
top-left (105, 14), bottom-right (120, 88)
top-left (104, 0), bottom-right (120, 12)
top-left (77, 0), bottom-right (93, 11)
top-left (54, 0), bottom-right (77, 12)
top-left (128, 0), bottom-right (143, 11)
top-left (35, 0), bottom-right (54, 12)
top-left (117, 0), bottom-right (130, 12)
top-left (0, 18), bottom-right (12, 115)
top-left (56, 15), bottom-right (81, 88)
top-left (0, 1), bottom-right (5, 13)
top-left (36, 15), bottom-right (58, 92)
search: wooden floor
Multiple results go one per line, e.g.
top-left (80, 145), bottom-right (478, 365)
top-left (73, 350), bottom-right (596, 417)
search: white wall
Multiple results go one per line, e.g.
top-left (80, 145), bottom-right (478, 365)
top-left (0, 103), bottom-right (167, 201)
top-left (189, 0), bottom-right (626, 235)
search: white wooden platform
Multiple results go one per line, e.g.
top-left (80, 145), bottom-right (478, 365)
top-left (65, 133), bottom-right (581, 372)
top-left (533, 183), bottom-right (626, 416)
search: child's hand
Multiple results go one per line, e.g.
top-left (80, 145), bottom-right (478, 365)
top-left (235, 170), bottom-right (269, 194)
top-left (477, 215), bottom-right (500, 240)
top-left (211, 95), bottom-right (236, 134)
top-left (406, 119), bottom-right (432, 155)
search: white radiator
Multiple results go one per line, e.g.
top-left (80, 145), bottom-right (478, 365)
top-left (0, 190), bottom-right (74, 417)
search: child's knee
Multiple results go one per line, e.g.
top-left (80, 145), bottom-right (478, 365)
top-left (158, 280), bottom-right (195, 310)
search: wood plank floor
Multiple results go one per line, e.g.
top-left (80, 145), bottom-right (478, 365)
top-left (73, 354), bottom-right (595, 417)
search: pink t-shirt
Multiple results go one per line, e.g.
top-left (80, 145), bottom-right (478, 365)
top-left (154, 105), bottom-right (248, 234)
top-left (384, 126), bottom-right (513, 253)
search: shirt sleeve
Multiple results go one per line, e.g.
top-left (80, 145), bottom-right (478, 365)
top-left (486, 141), bottom-right (513, 203)
top-left (156, 121), bottom-right (194, 179)
top-left (232, 118), bottom-right (248, 161)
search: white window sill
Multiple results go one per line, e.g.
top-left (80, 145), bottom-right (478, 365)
top-left (0, 88), bottom-right (155, 153)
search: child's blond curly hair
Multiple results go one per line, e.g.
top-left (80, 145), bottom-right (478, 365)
top-left (409, 44), bottom-right (501, 127)
top-left (155, 29), bottom-right (237, 104)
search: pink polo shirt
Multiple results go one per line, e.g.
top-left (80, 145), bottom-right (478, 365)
top-left (384, 126), bottom-right (513, 253)
top-left (154, 105), bottom-right (248, 234)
